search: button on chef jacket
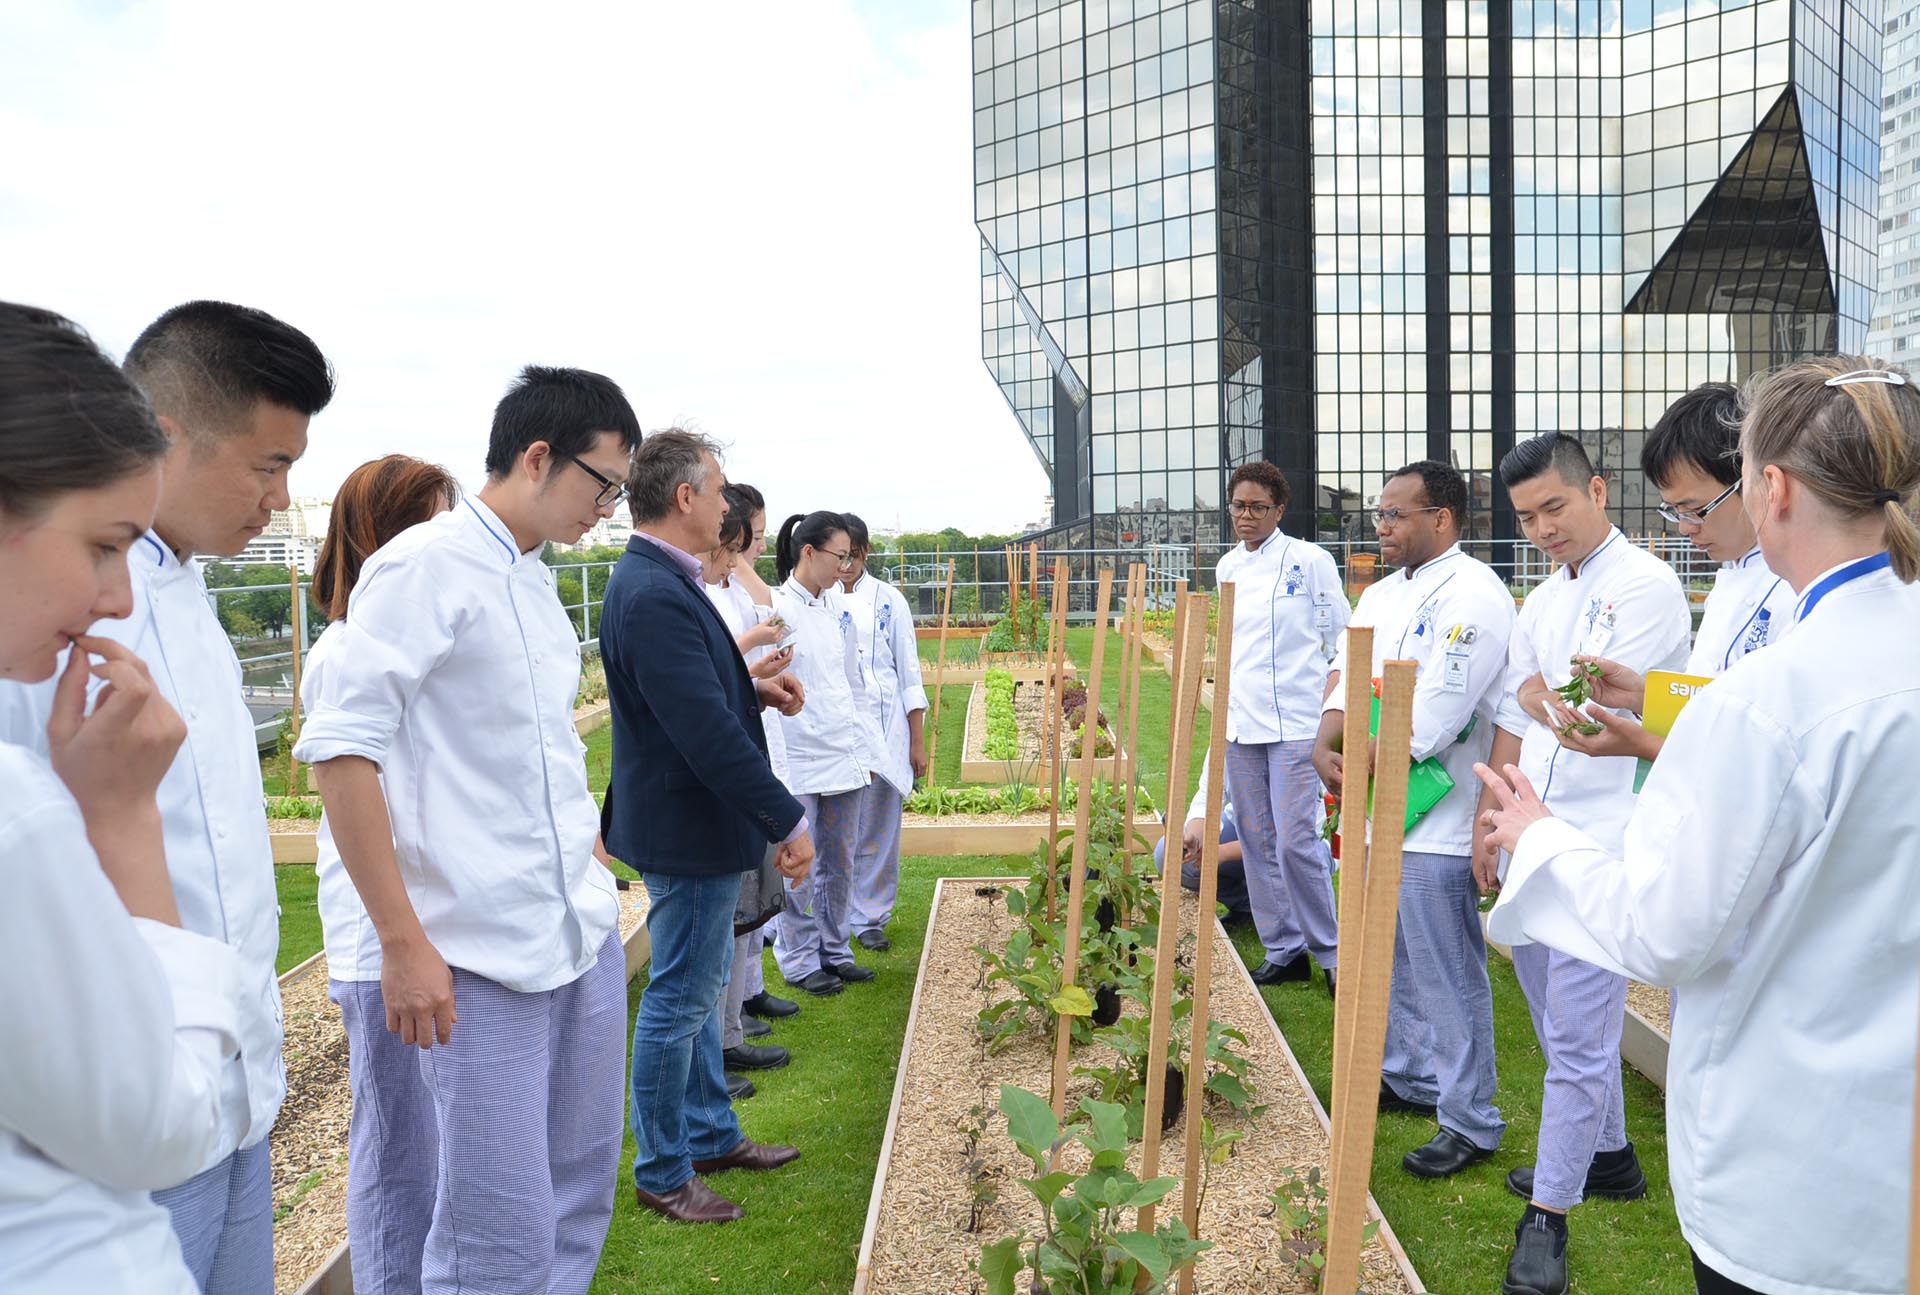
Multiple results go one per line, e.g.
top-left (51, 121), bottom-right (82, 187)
top-left (0, 742), bottom-right (244, 1295)
top-left (1215, 531), bottom-right (1348, 744)
top-left (294, 498), bottom-right (617, 993)
top-left (0, 531), bottom-right (284, 1159)
top-left (1490, 560), bottom-right (1920, 1295)
top-left (839, 571), bottom-right (928, 797)
top-left (1322, 544), bottom-right (1518, 855)
top-left (769, 576), bottom-right (886, 797)
top-left (1495, 527), bottom-right (1692, 853)
top-left (1685, 544), bottom-right (1796, 677)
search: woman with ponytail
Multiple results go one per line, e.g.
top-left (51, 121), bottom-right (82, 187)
top-left (766, 511), bottom-right (887, 996)
top-left (1476, 355), bottom-right (1920, 1295)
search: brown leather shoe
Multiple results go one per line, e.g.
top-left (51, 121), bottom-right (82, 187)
top-left (633, 1176), bottom-right (743, 1223)
top-left (691, 1136), bottom-right (802, 1175)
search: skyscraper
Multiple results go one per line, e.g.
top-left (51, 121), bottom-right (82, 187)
top-left (1869, 0), bottom-right (1920, 359)
top-left (973, 0), bottom-right (1881, 544)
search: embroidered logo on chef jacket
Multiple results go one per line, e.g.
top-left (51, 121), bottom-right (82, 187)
top-left (876, 601), bottom-right (893, 639)
top-left (1579, 601), bottom-right (1619, 655)
top-left (1412, 603), bottom-right (1438, 638)
top-left (1743, 606), bottom-right (1772, 654)
top-left (1284, 562), bottom-right (1305, 595)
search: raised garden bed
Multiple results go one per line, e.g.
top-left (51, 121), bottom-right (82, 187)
top-left (854, 879), bottom-right (1423, 1294)
top-left (278, 885), bottom-right (651, 1294)
top-left (959, 677), bottom-right (1126, 786)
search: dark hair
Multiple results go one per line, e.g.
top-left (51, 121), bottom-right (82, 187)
top-left (124, 300), bottom-right (334, 439)
top-left (1641, 383), bottom-right (1744, 489)
top-left (1227, 460), bottom-right (1290, 508)
top-left (1387, 460), bottom-right (1468, 532)
top-left (1499, 432), bottom-right (1596, 490)
top-left (0, 301), bottom-right (170, 520)
top-left (1742, 355), bottom-right (1920, 581)
top-left (626, 427), bottom-right (721, 523)
top-left (719, 482), bottom-right (761, 553)
top-left (842, 512), bottom-right (871, 553)
top-left (314, 455), bottom-right (460, 619)
top-left (775, 510), bottom-right (847, 583)
top-left (484, 365), bottom-right (641, 480)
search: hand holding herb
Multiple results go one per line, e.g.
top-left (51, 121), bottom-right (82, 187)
top-left (1552, 657), bottom-right (1607, 736)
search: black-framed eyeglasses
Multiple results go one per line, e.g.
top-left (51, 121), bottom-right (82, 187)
top-left (1374, 505), bottom-right (1444, 526)
top-left (1656, 479), bottom-right (1739, 526)
top-left (564, 456), bottom-right (624, 509)
top-left (818, 547), bottom-right (856, 570)
top-left (1227, 500), bottom-right (1276, 517)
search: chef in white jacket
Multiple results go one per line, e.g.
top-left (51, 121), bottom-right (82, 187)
top-left (836, 515), bottom-right (929, 954)
top-left (1478, 356), bottom-right (1920, 1295)
top-left (1311, 460), bottom-right (1517, 1181)
top-left (0, 301), bottom-right (333, 1293)
top-left (0, 300), bottom-right (246, 1295)
top-left (1475, 432), bottom-right (1693, 1295)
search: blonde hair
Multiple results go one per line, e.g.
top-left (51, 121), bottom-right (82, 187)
top-left (1740, 355), bottom-right (1920, 581)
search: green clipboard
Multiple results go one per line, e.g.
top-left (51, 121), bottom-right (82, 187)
top-left (1367, 694), bottom-right (1458, 832)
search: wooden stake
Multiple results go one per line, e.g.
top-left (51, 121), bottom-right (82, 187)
top-left (288, 563), bottom-right (305, 793)
top-left (1041, 558), bottom-right (1069, 923)
top-left (1327, 625), bottom-right (1376, 1190)
top-left (1176, 582), bottom-right (1235, 1291)
top-left (1049, 568), bottom-right (1115, 1117)
top-left (929, 560), bottom-right (955, 765)
top-left (1137, 591), bottom-right (1210, 1234)
top-left (1120, 563), bottom-right (1148, 843)
top-left (1028, 541), bottom-right (1039, 603)
top-left (1322, 657), bottom-right (1416, 1295)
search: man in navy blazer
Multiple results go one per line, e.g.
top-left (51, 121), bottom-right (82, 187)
top-left (600, 429), bottom-right (813, 1225)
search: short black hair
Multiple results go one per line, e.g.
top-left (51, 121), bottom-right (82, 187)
top-left (0, 301), bottom-right (170, 518)
top-left (1227, 460), bottom-right (1290, 508)
top-left (124, 300), bottom-right (334, 438)
top-left (775, 510), bottom-right (848, 583)
top-left (1499, 433), bottom-right (1596, 491)
top-left (485, 366), bottom-right (641, 479)
top-left (842, 513), bottom-right (871, 553)
top-left (1388, 460), bottom-right (1468, 531)
top-left (1641, 383), bottom-right (1743, 489)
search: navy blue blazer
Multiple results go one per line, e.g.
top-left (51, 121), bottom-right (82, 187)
top-left (598, 536), bottom-right (804, 876)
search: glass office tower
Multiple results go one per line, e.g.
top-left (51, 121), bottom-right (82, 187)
top-left (973, 0), bottom-right (1881, 542)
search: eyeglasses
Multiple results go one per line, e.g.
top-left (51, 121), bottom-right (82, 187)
top-left (1227, 500), bottom-right (1277, 517)
top-left (1656, 478), bottom-right (1740, 526)
top-left (564, 456), bottom-right (625, 509)
top-left (818, 547), bottom-right (856, 570)
top-left (1825, 369), bottom-right (1908, 388)
top-left (1373, 506), bottom-right (1443, 526)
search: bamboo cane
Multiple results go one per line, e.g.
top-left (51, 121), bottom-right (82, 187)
top-left (1049, 568), bottom-right (1115, 1117)
top-left (1327, 626), bottom-right (1377, 1191)
top-left (1120, 563), bottom-right (1147, 843)
top-left (1175, 582), bottom-right (1235, 1291)
top-left (1322, 658), bottom-right (1415, 1294)
top-left (1041, 558), bottom-right (1069, 922)
top-left (1029, 541), bottom-right (1039, 603)
top-left (929, 560), bottom-right (955, 764)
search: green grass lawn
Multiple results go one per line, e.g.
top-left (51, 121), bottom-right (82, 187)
top-left (275, 865), bottom-right (322, 973)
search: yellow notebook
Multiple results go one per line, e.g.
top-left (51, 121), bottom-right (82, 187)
top-left (1634, 669), bottom-right (1714, 792)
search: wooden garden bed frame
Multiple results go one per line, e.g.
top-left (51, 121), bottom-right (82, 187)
top-left (957, 677), bottom-right (1127, 786)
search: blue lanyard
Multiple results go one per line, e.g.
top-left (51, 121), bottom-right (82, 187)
top-left (1795, 552), bottom-right (1891, 622)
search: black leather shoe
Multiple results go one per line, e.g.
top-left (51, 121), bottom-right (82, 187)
top-left (1378, 1080), bottom-right (1438, 1118)
top-left (743, 991), bottom-right (800, 1019)
top-left (855, 929), bottom-right (891, 952)
top-left (1250, 953), bottom-right (1311, 985)
top-left (1324, 967), bottom-right (1338, 999)
top-left (1403, 1127), bottom-right (1494, 1178)
top-left (1503, 1210), bottom-right (1569, 1295)
top-left (722, 1043), bottom-right (790, 1071)
top-left (824, 961), bottom-right (875, 982)
top-left (1505, 1143), bottom-right (1648, 1203)
top-left (794, 970), bottom-right (844, 996)
top-left (725, 1072), bottom-right (755, 1101)
top-left (741, 1015), bottom-right (772, 1039)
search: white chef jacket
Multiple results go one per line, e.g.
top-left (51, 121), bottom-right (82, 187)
top-left (769, 576), bottom-right (886, 798)
top-left (840, 571), bottom-right (929, 797)
top-left (0, 742), bottom-right (244, 1295)
top-left (1684, 544), bottom-right (1795, 677)
top-left (1495, 528), bottom-right (1691, 854)
top-left (1184, 752), bottom-right (1235, 823)
top-left (293, 497), bottom-right (617, 993)
top-left (1215, 530), bottom-right (1348, 744)
top-left (303, 624), bottom-right (385, 982)
top-left (704, 576), bottom-right (791, 785)
top-left (1490, 558), bottom-right (1920, 1295)
top-left (0, 531), bottom-right (284, 1155)
top-left (1323, 545), bottom-right (1518, 855)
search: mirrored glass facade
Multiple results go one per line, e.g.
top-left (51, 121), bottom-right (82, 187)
top-left (973, 0), bottom-right (1881, 542)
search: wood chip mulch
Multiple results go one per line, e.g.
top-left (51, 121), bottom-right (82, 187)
top-left (862, 881), bottom-right (1414, 1294)
top-left (1626, 980), bottom-right (1672, 1037)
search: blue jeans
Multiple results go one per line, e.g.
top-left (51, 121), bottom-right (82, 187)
top-left (630, 871), bottom-right (744, 1195)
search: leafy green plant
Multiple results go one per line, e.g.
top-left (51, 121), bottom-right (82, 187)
top-left (1268, 1166), bottom-right (1378, 1289)
top-left (263, 794), bottom-right (323, 820)
top-left (1552, 656), bottom-right (1606, 736)
top-left (983, 599), bottom-right (1048, 655)
top-left (976, 1085), bottom-right (1210, 1295)
top-left (983, 668), bottom-right (1020, 759)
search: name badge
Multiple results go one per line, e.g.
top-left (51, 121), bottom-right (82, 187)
top-left (1313, 600), bottom-right (1333, 632)
top-left (1579, 600), bottom-right (1618, 656)
top-left (1442, 648), bottom-right (1470, 694)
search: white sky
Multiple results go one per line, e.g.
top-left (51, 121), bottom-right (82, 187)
top-left (0, 0), bottom-right (1049, 533)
